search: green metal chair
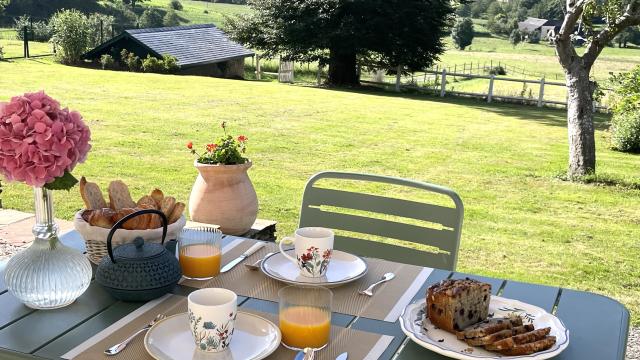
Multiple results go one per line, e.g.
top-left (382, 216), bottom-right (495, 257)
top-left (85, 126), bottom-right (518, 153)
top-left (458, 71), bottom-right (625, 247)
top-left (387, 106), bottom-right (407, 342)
top-left (298, 172), bottom-right (464, 270)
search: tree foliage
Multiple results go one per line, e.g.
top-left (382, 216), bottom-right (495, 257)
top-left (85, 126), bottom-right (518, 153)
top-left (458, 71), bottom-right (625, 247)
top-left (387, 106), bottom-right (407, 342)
top-left (138, 8), bottom-right (164, 28)
top-left (50, 9), bottom-right (91, 64)
top-left (163, 9), bottom-right (180, 26)
top-left (452, 17), bottom-right (474, 50)
top-left (225, 0), bottom-right (454, 85)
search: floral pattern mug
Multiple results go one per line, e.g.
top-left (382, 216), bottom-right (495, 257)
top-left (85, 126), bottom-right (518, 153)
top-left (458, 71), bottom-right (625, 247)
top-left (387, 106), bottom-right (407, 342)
top-left (279, 227), bottom-right (334, 277)
top-left (188, 288), bottom-right (237, 352)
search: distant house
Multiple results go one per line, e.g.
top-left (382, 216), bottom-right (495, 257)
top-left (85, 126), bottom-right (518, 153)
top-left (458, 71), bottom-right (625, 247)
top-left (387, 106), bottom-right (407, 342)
top-left (518, 17), bottom-right (563, 40)
top-left (84, 24), bottom-right (254, 78)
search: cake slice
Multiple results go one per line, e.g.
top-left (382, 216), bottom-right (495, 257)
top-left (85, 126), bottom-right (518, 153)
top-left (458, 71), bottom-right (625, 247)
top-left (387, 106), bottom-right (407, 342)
top-left (426, 278), bottom-right (492, 333)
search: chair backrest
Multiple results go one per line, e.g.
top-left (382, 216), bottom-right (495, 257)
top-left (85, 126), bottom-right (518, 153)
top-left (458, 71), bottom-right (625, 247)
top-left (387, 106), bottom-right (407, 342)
top-left (298, 171), bottom-right (464, 270)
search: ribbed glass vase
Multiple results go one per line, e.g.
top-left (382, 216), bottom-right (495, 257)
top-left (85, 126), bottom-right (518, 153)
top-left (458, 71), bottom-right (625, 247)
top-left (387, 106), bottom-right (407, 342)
top-left (4, 187), bottom-right (92, 309)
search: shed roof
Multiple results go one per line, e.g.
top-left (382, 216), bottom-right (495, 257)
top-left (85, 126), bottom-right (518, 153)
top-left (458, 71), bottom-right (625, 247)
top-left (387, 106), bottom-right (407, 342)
top-left (85, 24), bottom-right (254, 67)
top-left (518, 17), bottom-right (549, 32)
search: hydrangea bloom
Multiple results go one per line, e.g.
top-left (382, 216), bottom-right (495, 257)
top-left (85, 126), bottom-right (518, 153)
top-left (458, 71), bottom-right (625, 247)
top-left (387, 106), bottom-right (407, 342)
top-left (0, 91), bottom-right (91, 187)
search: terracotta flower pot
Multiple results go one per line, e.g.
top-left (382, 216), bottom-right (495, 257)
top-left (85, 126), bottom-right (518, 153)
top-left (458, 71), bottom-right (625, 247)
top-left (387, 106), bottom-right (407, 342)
top-left (188, 161), bottom-right (258, 235)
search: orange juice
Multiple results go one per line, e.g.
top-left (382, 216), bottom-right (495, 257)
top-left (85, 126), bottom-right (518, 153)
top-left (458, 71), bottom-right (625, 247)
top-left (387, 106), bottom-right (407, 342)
top-left (179, 244), bottom-right (221, 279)
top-left (279, 306), bottom-right (331, 349)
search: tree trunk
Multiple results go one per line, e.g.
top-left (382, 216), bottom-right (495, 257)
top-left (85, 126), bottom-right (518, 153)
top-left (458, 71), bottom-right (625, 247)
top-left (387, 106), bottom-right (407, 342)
top-left (565, 65), bottom-right (596, 177)
top-left (327, 49), bottom-right (358, 86)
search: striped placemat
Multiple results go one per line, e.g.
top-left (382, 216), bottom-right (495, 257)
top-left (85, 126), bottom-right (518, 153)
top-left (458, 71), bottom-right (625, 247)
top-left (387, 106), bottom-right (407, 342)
top-left (62, 294), bottom-right (394, 360)
top-left (182, 238), bottom-right (433, 322)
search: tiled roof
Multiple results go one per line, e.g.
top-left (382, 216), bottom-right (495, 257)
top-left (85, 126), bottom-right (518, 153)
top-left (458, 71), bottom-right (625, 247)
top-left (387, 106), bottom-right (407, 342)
top-left (125, 24), bottom-right (254, 66)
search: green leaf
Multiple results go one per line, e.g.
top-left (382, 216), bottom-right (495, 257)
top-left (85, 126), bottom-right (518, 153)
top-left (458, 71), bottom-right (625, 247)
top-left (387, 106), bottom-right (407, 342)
top-left (44, 171), bottom-right (79, 191)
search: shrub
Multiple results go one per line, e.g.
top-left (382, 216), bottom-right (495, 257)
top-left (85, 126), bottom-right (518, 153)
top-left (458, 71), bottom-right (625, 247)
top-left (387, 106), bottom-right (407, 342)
top-left (610, 111), bottom-right (640, 152)
top-left (87, 13), bottom-right (116, 48)
top-left (121, 49), bottom-right (141, 71)
top-left (50, 9), bottom-right (91, 64)
top-left (509, 28), bottom-right (522, 47)
top-left (139, 8), bottom-right (165, 28)
top-left (142, 55), bottom-right (164, 73)
top-left (203, 9), bottom-right (209, 14)
top-left (163, 9), bottom-right (180, 27)
top-left (451, 17), bottom-right (474, 50)
top-left (100, 54), bottom-right (115, 69)
top-left (162, 54), bottom-right (179, 73)
top-left (169, 0), bottom-right (183, 10)
top-left (15, 16), bottom-right (52, 42)
top-left (527, 30), bottom-right (541, 44)
top-left (488, 65), bottom-right (506, 75)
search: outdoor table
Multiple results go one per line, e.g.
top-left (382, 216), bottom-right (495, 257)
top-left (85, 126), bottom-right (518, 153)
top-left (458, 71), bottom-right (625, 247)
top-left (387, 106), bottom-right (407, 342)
top-left (0, 230), bottom-right (629, 360)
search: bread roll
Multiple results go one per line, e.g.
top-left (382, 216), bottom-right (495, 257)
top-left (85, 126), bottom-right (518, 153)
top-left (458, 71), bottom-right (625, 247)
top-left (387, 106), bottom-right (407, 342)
top-left (137, 195), bottom-right (157, 209)
top-left (161, 196), bottom-right (176, 219)
top-left (150, 188), bottom-right (164, 208)
top-left (112, 208), bottom-right (142, 230)
top-left (169, 202), bottom-right (185, 224)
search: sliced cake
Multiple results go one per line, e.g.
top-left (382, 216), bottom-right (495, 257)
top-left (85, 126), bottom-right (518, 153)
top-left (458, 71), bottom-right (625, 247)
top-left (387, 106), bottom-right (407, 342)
top-left (426, 278), bottom-right (492, 333)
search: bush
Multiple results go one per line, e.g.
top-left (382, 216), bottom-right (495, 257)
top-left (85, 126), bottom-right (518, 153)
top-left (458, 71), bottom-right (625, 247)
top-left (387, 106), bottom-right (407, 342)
top-left (488, 65), bottom-right (506, 75)
top-left (50, 9), bottom-right (91, 64)
top-left (87, 13), bottom-right (116, 48)
top-left (610, 111), bottom-right (640, 152)
top-left (527, 30), bottom-right (541, 44)
top-left (509, 28), bottom-right (522, 47)
top-left (15, 15), bottom-right (52, 42)
top-left (163, 9), bottom-right (180, 27)
top-left (169, 0), bottom-right (183, 10)
top-left (100, 54), bottom-right (115, 69)
top-left (139, 8), bottom-right (165, 28)
top-left (451, 17), bottom-right (474, 50)
top-left (121, 49), bottom-right (141, 71)
top-left (203, 9), bottom-right (209, 14)
top-left (162, 54), bottom-right (179, 73)
top-left (142, 55), bottom-right (164, 72)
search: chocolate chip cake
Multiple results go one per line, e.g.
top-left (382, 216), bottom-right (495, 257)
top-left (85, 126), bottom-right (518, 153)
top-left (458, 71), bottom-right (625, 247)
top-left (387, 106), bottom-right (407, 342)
top-left (426, 278), bottom-right (492, 333)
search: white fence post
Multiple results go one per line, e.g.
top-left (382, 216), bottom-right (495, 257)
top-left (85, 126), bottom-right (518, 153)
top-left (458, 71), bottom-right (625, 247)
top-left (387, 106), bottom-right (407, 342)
top-left (255, 54), bottom-right (261, 80)
top-left (538, 77), bottom-right (545, 107)
top-left (487, 74), bottom-right (495, 103)
top-left (440, 69), bottom-right (447, 97)
top-left (395, 65), bottom-right (402, 92)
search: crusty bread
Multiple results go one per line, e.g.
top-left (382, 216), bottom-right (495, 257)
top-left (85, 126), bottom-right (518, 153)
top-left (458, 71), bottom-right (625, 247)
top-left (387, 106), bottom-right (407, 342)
top-left (161, 196), bottom-right (176, 220)
top-left (427, 279), bottom-right (491, 333)
top-left (108, 180), bottom-right (136, 210)
top-left (88, 208), bottom-right (116, 228)
top-left (169, 202), bottom-right (185, 224)
top-left (486, 327), bottom-right (551, 351)
top-left (112, 208), bottom-right (142, 230)
top-left (137, 195), bottom-right (157, 209)
top-left (80, 177), bottom-right (108, 210)
top-left (150, 188), bottom-right (164, 208)
top-left (499, 336), bottom-right (556, 356)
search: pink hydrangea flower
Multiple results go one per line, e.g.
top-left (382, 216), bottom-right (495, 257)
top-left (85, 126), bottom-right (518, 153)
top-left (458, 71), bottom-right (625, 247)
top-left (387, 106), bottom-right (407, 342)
top-left (0, 91), bottom-right (91, 187)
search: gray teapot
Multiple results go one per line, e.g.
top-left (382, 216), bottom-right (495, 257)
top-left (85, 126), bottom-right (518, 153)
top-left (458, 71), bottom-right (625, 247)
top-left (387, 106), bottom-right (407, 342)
top-left (96, 209), bottom-right (182, 302)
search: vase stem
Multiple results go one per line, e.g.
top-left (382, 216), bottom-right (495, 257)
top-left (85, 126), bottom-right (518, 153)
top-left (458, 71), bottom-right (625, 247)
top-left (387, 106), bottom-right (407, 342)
top-left (32, 187), bottom-right (59, 248)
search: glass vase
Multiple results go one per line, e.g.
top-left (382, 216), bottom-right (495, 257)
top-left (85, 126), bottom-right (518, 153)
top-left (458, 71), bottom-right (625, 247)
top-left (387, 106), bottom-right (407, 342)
top-left (4, 187), bottom-right (92, 309)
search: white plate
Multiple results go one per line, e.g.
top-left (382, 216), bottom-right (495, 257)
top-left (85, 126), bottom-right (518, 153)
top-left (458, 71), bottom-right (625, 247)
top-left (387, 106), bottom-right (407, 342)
top-left (399, 296), bottom-right (570, 360)
top-left (261, 250), bottom-right (368, 287)
top-left (144, 312), bottom-right (281, 360)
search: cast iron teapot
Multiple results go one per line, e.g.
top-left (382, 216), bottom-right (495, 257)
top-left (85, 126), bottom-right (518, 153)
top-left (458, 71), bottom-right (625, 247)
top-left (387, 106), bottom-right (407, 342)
top-left (96, 209), bottom-right (182, 302)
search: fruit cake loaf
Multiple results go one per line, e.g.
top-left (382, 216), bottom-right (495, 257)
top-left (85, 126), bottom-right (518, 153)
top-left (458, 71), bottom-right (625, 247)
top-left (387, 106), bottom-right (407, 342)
top-left (426, 278), bottom-right (492, 333)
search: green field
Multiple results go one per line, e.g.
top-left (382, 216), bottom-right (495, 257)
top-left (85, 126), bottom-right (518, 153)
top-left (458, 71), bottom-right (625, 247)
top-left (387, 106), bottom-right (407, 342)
top-left (0, 58), bottom-right (639, 324)
top-left (145, 0), bottom-right (250, 25)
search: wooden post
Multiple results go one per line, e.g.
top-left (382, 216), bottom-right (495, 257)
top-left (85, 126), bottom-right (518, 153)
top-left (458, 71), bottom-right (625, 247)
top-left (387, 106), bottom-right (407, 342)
top-left (255, 54), bottom-right (261, 80)
top-left (463, 63), bottom-right (466, 75)
top-left (453, 64), bottom-right (457, 80)
top-left (487, 74), bottom-right (495, 103)
top-left (440, 69), bottom-right (447, 97)
top-left (317, 65), bottom-right (322, 85)
top-left (100, 19), bottom-right (104, 44)
top-left (23, 26), bottom-right (29, 58)
top-left (538, 77), bottom-right (545, 107)
top-left (395, 65), bottom-right (402, 92)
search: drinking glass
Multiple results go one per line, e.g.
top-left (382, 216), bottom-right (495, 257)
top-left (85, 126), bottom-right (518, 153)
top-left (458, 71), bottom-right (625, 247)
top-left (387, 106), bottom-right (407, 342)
top-left (278, 286), bottom-right (333, 350)
top-left (178, 227), bottom-right (222, 280)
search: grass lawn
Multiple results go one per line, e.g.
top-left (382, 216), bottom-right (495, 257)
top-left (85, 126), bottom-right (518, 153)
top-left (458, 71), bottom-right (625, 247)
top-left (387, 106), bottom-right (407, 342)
top-left (0, 59), bottom-right (639, 325)
top-left (145, 0), bottom-right (250, 25)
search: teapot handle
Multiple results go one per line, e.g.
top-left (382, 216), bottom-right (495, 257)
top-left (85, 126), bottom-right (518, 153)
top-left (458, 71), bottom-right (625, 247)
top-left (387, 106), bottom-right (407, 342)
top-left (106, 209), bottom-right (168, 264)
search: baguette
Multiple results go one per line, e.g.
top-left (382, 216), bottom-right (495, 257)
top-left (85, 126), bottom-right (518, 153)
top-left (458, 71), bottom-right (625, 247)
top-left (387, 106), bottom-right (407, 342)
top-left (499, 336), bottom-right (556, 356)
top-left (486, 327), bottom-right (551, 351)
top-left (108, 180), bottom-right (136, 210)
top-left (137, 195), bottom-right (158, 209)
top-left (466, 325), bottom-right (534, 346)
top-left (80, 177), bottom-right (108, 210)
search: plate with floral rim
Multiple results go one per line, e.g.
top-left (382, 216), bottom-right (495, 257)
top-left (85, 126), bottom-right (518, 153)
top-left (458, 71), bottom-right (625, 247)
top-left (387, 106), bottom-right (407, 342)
top-left (260, 249), bottom-right (368, 288)
top-left (399, 296), bottom-right (569, 360)
top-left (144, 312), bottom-right (281, 360)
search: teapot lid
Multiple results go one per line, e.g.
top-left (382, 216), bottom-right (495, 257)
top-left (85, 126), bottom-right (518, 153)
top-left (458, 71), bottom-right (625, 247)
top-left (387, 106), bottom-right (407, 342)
top-left (113, 237), bottom-right (164, 260)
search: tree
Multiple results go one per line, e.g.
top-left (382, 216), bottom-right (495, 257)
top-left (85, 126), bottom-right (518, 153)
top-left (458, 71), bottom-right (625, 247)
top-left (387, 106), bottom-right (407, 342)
top-left (139, 8), bottom-right (164, 28)
top-left (452, 17), bottom-right (475, 50)
top-left (614, 26), bottom-right (640, 47)
top-left (0, 0), bottom-right (8, 15)
top-left (225, 0), bottom-right (454, 86)
top-left (50, 9), bottom-right (91, 64)
top-left (509, 28), bottom-right (522, 46)
top-left (163, 9), bottom-right (180, 26)
top-left (553, 0), bottom-right (640, 177)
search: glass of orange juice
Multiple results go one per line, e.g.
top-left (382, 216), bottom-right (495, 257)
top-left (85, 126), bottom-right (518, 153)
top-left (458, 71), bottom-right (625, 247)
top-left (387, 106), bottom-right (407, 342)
top-left (278, 286), bottom-right (333, 351)
top-left (178, 227), bottom-right (222, 280)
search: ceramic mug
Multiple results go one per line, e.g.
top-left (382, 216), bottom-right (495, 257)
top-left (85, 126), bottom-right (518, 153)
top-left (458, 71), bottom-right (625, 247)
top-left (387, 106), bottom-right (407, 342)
top-left (188, 288), bottom-right (237, 353)
top-left (279, 227), bottom-right (334, 278)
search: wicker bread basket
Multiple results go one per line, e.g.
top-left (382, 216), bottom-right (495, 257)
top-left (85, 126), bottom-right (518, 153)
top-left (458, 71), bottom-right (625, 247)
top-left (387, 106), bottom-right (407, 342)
top-left (73, 210), bottom-right (187, 264)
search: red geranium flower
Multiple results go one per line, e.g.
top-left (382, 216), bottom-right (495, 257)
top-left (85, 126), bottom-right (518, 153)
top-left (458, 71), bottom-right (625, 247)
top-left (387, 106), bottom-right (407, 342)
top-left (186, 141), bottom-right (193, 149)
top-left (237, 135), bottom-right (248, 142)
top-left (206, 143), bottom-right (217, 152)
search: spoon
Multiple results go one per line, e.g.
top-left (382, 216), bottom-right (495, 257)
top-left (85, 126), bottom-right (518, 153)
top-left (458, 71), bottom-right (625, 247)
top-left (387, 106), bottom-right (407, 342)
top-left (245, 252), bottom-right (274, 270)
top-left (359, 272), bottom-right (396, 296)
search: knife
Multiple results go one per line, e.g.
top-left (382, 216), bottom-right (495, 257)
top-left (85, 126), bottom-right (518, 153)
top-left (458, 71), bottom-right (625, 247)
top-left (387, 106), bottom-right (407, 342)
top-left (335, 352), bottom-right (348, 360)
top-left (220, 242), bottom-right (266, 273)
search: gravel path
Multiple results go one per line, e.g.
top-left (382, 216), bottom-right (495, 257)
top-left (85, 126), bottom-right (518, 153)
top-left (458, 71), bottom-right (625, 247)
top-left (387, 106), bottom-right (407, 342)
top-left (628, 327), bottom-right (639, 359)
